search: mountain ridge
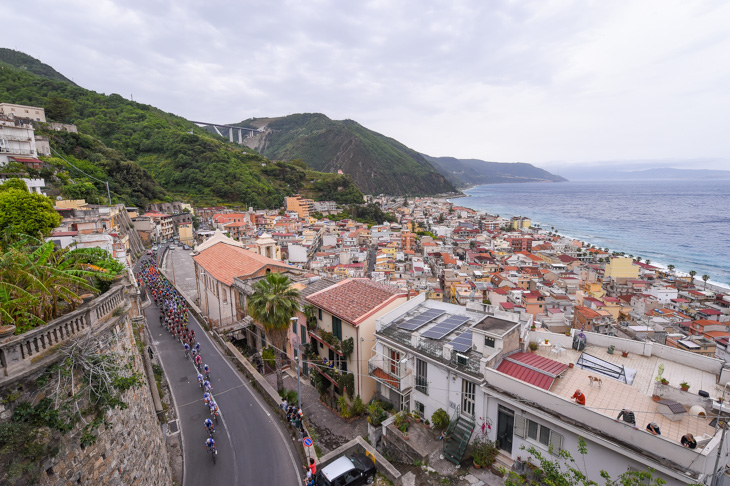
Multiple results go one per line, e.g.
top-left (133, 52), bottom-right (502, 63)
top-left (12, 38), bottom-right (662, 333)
top-left (423, 155), bottom-right (568, 187)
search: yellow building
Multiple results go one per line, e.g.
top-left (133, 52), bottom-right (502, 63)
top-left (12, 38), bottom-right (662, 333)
top-left (178, 222), bottom-right (194, 247)
top-left (604, 257), bottom-right (639, 280)
top-left (285, 195), bottom-right (314, 218)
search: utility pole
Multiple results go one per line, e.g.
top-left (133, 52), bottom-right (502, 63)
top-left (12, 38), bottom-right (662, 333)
top-left (291, 316), bottom-right (302, 412)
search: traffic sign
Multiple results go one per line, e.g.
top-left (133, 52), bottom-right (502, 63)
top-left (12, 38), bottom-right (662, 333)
top-left (303, 437), bottom-right (313, 447)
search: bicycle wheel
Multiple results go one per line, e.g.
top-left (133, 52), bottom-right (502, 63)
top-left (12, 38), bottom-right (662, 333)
top-left (212, 450), bottom-right (217, 465)
top-left (214, 413), bottom-right (219, 425)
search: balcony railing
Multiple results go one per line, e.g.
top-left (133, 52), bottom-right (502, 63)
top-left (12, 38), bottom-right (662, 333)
top-left (415, 376), bottom-right (428, 395)
top-left (367, 354), bottom-right (413, 392)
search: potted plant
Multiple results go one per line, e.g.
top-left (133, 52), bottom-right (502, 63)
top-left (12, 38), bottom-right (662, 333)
top-left (607, 345), bottom-right (616, 354)
top-left (471, 437), bottom-right (499, 470)
top-left (661, 378), bottom-right (669, 385)
top-left (424, 419), bottom-right (430, 429)
top-left (431, 408), bottom-right (450, 431)
top-left (621, 350), bottom-right (629, 357)
top-left (681, 381), bottom-right (690, 392)
top-left (399, 422), bottom-right (409, 439)
top-left (544, 339), bottom-right (550, 345)
top-left (414, 414), bottom-right (421, 423)
top-left (531, 324), bottom-right (536, 331)
top-left (528, 341), bottom-right (539, 352)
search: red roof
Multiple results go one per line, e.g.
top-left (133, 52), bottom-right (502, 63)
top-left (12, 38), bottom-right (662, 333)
top-left (305, 279), bottom-right (405, 325)
top-left (496, 352), bottom-right (569, 390)
top-left (193, 242), bottom-right (290, 285)
top-left (9, 156), bottom-right (42, 163)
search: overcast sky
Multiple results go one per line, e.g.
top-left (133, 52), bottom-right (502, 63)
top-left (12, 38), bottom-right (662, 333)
top-left (4, 0), bottom-right (730, 169)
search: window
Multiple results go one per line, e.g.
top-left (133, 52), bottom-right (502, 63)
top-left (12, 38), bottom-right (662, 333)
top-left (515, 417), bottom-right (563, 453)
top-left (389, 348), bottom-right (400, 375)
top-left (318, 308), bottom-right (322, 321)
top-left (414, 400), bottom-right (425, 418)
top-left (300, 325), bottom-right (307, 344)
top-left (332, 316), bottom-right (342, 340)
top-left (415, 358), bottom-right (428, 394)
top-left (484, 336), bottom-right (495, 348)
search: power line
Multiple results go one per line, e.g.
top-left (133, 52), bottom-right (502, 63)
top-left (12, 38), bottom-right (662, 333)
top-left (50, 147), bottom-right (112, 205)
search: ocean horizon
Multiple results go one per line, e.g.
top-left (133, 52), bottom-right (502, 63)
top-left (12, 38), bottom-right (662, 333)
top-left (451, 179), bottom-right (730, 288)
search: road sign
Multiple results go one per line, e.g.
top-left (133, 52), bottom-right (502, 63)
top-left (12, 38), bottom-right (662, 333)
top-left (303, 437), bottom-right (313, 448)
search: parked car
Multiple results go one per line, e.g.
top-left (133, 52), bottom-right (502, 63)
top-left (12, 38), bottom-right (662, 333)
top-left (146, 250), bottom-right (153, 255)
top-left (315, 453), bottom-right (376, 486)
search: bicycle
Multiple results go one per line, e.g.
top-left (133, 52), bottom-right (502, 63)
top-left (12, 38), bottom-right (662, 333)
top-left (211, 408), bottom-right (220, 425)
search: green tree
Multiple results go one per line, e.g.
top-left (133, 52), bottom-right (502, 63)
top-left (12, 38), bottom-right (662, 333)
top-left (0, 188), bottom-right (61, 242)
top-left (0, 178), bottom-right (29, 192)
top-left (702, 274), bottom-right (710, 289)
top-left (44, 96), bottom-right (75, 123)
top-left (247, 273), bottom-right (301, 391)
top-left (667, 264), bottom-right (675, 275)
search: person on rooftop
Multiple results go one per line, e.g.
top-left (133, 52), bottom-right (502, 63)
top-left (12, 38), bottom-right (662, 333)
top-left (646, 422), bottom-right (661, 435)
top-left (615, 409), bottom-right (638, 429)
top-left (681, 433), bottom-right (697, 449)
top-left (571, 389), bottom-right (586, 405)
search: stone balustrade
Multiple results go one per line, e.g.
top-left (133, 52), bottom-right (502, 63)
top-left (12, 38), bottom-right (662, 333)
top-left (0, 284), bottom-right (127, 382)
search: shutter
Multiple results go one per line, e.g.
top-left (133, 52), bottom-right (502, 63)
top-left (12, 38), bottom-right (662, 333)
top-left (549, 430), bottom-right (564, 453)
top-left (513, 415), bottom-right (526, 438)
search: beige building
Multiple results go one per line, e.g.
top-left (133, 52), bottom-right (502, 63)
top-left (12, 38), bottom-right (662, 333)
top-left (178, 222), bottom-right (194, 247)
top-left (305, 279), bottom-right (409, 402)
top-left (604, 257), bottom-right (640, 281)
top-left (0, 113), bottom-right (40, 167)
top-left (0, 103), bottom-right (46, 122)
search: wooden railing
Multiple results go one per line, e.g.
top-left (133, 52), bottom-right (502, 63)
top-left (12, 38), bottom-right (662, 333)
top-left (0, 284), bottom-right (127, 380)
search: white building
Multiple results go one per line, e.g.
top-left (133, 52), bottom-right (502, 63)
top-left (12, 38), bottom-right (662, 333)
top-left (371, 293), bottom-right (730, 485)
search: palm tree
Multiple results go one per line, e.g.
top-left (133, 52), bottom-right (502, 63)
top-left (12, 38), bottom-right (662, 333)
top-left (645, 260), bottom-right (651, 265)
top-left (689, 270), bottom-right (697, 284)
top-left (702, 274), bottom-right (710, 289)
top-left (248, 272), bottom-right (301, 391)
top-left (667, 264), bottom-right (675, 277)
top-left (636, 256), bottom-right (642, 262)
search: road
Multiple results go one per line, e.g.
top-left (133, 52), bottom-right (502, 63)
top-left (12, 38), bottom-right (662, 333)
top-left (137, 256), bottom-right (301, 486)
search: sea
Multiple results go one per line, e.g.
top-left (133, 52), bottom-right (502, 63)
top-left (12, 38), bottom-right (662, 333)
top-left (452, 180), bottom-right (730, 288)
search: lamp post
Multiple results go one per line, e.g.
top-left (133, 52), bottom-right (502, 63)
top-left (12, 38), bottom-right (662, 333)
top-left (291, 316), bottom-right (302, 412)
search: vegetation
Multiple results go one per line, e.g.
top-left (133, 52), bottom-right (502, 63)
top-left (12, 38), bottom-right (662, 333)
top-left (321, 204), bottom-right (397, 226)
top-left (503, 439), bottom-right (666, 486)
top-left (431, 408), bottom-right (450, 430)
top-left (248, 273), bottom-right (301, 391)
top-left (236, 113), bottom-right (456, 196)
top-left (0, 181), bottom-right (61, 239)
top-left (0, 53), bottom-right (363, 208)
top-left (367, 403), bottom-right (389, 426)
top-left (0, 236), bottom-right (124, 333)
top-left (471, 436), bottom-right (499, 468)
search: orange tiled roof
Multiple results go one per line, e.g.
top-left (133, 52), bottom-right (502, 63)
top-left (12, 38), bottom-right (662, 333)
top-left (193, 242), bottom-right (290, 285)
top-left (306, 279), bottom-right (405, 325)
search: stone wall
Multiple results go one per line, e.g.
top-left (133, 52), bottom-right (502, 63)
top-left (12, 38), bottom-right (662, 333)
top-left (0, 288), bottom-right (172, 485)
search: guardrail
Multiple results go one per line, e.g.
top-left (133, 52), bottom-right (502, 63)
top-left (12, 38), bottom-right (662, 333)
top-left (0, 284), bottom-right (126, 380)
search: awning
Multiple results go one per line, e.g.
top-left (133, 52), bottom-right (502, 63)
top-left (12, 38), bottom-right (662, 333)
top-left (496, 352), bottom-right (570, 390)
top-left (9, 156), bottom-right (42, 164)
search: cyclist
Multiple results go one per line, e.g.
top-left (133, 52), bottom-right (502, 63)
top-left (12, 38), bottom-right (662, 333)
top-left (203, 364), bottom-right (210, 380)
top-left (194, 342), bottom-right (201, 354)
top-left (209, 401), bottom-right (220, 422)
top-left (197, 373), bottom-right (204, 387)
top-left (205, 437), bottom-right (216, 453)
top-left (204, 418), bottom-right (215, 435)
top-left (203, 380), bottom-right (212, 392)
top-left (194, 354), bottom-right (202, 368)
top-left (183, 342), bottom-right (190, 358)
top-left (203, 392), bottom-right (212, 407)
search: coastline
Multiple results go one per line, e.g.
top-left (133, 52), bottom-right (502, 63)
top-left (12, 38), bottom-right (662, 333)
top-left (449, 181), bottom-right (730, 291)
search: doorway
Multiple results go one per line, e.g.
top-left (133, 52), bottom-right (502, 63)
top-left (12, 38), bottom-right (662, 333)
top-left (461, 380), bottom-right (476, 417)
top-left (497, 406), bottom-right (514, 454)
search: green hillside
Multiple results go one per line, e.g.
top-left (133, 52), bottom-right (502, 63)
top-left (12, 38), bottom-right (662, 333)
top-left (0, 53), bottom-right (363, 208)
top-left (0, 48), bottom-right (76, 85)
top-left (423, 155), bottom-right (567, 187)
top-left (235, 113), bottom-right (457, 196)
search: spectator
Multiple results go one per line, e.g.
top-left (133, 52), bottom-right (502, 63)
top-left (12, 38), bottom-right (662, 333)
top-left (280, 397), bottom-right (288, 411)
top-left (681, 433), bottom-right (697, 449)
top-left (646, 422), bottom-right (661, 435)
top-left (615, 409), bottom-right (638, 429)
top-left (571, 389), bottom-right (586, 405)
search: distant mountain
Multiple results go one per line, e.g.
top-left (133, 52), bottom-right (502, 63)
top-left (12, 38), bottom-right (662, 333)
top-left (423, 155), bottom-right (567, 187)
top-left (235, 113), bottom-right (457, 196)
top-left (0, 48), bottom-right (76, 85)
top-left (551, 163), bottom-right (730, 181)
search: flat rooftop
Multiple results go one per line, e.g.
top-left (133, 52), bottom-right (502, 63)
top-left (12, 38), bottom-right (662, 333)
top-left (533, 344), bottom-right (718, 447)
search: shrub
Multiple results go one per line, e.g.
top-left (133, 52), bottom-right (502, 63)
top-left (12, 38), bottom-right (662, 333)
top-left (367, 404), bottom-right (388, 426)
top-left (351, 395), bottom-right (367, 416)
top-left (261, 346), bottom-right (276, 368)
top-left (431, 408), bottom-right (450, 430)
top-left (528, 341), bottom-right (539, 352)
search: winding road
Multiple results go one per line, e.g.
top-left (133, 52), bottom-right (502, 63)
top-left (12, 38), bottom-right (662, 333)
top-left (137, 256), bottom-right (301, 486)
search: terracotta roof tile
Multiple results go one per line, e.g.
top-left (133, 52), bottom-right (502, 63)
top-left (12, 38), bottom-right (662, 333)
top-left (193, 242), bottom-right (290, 285)
top-left (305, 279), bottom-right (405, 325)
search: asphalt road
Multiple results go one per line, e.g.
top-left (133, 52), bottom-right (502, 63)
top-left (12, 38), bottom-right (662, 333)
top-left (137, 257), bottom-right (301, 486)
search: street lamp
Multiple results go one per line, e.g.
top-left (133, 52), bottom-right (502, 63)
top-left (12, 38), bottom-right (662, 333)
top-left (291, 316), bottom-right (302, 412)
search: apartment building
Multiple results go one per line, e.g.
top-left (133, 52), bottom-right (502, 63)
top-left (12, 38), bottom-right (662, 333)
top-left (285, 194), bottom-right (314, 218)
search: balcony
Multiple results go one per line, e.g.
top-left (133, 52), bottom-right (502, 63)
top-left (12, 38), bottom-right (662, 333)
top-left (368, 351), bottom-right (413, 393)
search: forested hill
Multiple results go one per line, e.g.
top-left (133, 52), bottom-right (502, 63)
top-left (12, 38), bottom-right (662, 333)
top-left (0, 53), bottom-right (363, 208)
top-left (0, 48), bottom-right (76, 85)
top-left (235, 113), bottom-right (457, 196)
top-left (423, 155), bottom-right (567, 187)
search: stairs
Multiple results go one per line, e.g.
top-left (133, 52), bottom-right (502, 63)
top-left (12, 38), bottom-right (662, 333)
top-left (442, 407), bottom-right (475, 465)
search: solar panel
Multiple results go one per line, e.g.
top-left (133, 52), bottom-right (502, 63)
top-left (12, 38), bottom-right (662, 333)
top-left (449, 331), bottom-right (473, 352)
top-left (398, 309), bottom-right (445, 331)
top-left (421, 315), bottom-right (470, 340)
